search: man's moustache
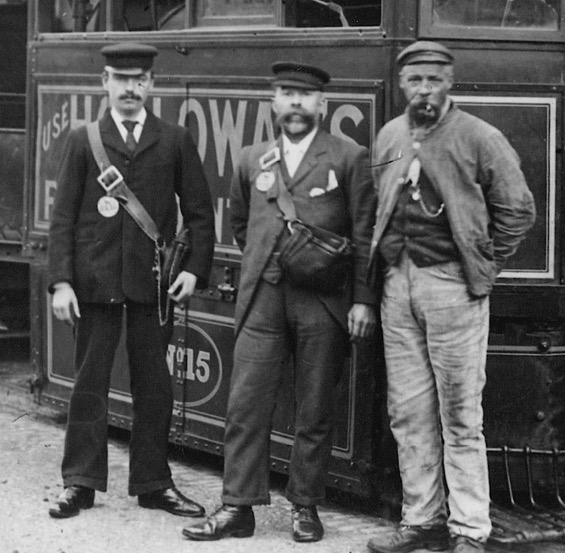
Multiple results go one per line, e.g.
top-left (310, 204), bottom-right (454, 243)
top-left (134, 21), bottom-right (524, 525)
top-left (119, 94), bottom-right (142, 101)
top-left (282, 111), bottom-right (314, 122)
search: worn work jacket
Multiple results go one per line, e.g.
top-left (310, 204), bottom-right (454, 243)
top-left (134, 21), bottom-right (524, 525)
top-left (230, 129), bottom-right (377, 336)
top-left (369, 103), bottom-right (536, 297)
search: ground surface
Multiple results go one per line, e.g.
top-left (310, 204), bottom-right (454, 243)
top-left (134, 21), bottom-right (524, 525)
top-left (1, 357), bottom-right (565, 553)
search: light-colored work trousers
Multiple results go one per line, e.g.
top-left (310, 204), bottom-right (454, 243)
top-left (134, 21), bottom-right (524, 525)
top-left (381, 251), bottom-right (492, 542)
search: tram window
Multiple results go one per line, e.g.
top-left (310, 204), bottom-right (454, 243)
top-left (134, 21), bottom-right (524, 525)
top-left (159, 0), bottom-right (381, 28)
top-left (40, 0), bottom-right (380, 31)
top-left (433, 0), bottom-right (560, 30)
top-left (44, 0), bottom-right (185, 32)
top-left (286, 0), bottom-right (381, 27)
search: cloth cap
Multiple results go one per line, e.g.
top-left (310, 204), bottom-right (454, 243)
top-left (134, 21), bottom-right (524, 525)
top-left (271, 61), bottom-right (330, 91)
top-left (397, 41), bottom-right (454, 66)
top-left (100, 42), bottom-right (158, 71)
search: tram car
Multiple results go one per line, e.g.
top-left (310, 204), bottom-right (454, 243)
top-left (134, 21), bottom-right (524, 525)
top-left (6, 0), bottom-right (565, 544)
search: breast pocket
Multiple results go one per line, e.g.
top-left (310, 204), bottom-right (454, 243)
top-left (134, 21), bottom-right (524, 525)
top-left (296, 187), bottom-right (349, 233)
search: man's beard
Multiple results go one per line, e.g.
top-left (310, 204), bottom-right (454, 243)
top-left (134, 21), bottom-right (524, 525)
top-left (409, 101), bottom-right (441, 127)
top-left (277, 110), bottom-right (317, 139)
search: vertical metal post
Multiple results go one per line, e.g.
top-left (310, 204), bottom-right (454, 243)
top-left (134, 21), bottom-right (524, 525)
top-left (72, 0), bottom-right (90, 31)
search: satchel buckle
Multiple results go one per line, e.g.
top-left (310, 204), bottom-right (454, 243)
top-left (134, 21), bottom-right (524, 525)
top-left (287, 220), bottom-right (304, 235)
top-left (97, 165), bottom-right (124, 192)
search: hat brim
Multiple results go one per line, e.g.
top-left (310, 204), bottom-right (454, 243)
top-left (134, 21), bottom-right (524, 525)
top-left (105, 66), bottom-right (152, 75)
top-left (272, 78), bottom-right (322, 90)
top-left (402, 53), bottom-right (453, 65)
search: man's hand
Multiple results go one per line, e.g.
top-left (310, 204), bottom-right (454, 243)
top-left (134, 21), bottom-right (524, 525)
top-left (347, 303), bottom-right (376, 340)
top-left (168, 271), bottom-right (197, 304)
top-left (52, 282), bottom-right (81, 326)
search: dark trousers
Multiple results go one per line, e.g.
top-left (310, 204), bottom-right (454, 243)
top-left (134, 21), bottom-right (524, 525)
top-left (222, 279), bottom-right (348, 506)
top-left (61, 301), bottom-right (174, 495)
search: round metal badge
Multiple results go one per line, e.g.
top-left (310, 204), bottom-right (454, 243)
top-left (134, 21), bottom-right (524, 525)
top-left (255, 171), bottom-right (275, 192)
top-left (97, 196), bottom-right (120, 218)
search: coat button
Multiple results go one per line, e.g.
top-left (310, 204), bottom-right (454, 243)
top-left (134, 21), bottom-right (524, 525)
top-left (124, 160), bottom-right (130, 166)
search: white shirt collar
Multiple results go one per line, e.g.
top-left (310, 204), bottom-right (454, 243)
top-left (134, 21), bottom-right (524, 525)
top-left (282, 127), bottom-right (318, 155)
top-left (110, 107), bottom-right (147, 142)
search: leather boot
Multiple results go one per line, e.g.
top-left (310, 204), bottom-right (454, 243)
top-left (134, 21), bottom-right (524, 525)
top-left (48, 485), bottom-right (95, 519)
top-left (292, 504), bottom-right (324, 542)
top-left (182, 504), bottom-right (255, 541)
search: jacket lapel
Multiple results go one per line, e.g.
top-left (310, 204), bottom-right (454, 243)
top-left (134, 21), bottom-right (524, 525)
top-left (99, 111), bottom-right (130, 158)
top-left (134, 110), bottom-right (161, 158)
top-left (288, 129), bottom-right (327, 190)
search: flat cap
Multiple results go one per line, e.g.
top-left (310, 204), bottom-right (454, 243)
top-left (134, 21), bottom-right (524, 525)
top-left (100, 42), bottom-right (158, 70)
top-left (397, 41), bottom-right (454, 66)
top-left (272, 61), bottom-right (330, 91)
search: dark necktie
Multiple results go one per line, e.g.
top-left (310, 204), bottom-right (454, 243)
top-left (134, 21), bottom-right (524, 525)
top-left (122, 120), bottom-right (138, 152)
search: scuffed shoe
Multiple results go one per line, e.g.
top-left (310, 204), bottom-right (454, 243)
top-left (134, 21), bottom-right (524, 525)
top-left (48, 485), bottom-right (95, 519)
top-left (291, 504), bottom-right (324, 542)
top-left (452, 536), bottom-right (486, 553)
top-left (182, 504), bottom-right (255, 541)
top-left (367, 525), bottom-right (450, 553)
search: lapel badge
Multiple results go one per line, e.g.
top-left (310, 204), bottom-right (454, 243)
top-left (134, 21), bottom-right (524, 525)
top-left (255, 171), bottom-right (276, 192)
top-left (97, 196), bottom-right (120, 218)
top-left (259, 147), bottom-right (281, 170)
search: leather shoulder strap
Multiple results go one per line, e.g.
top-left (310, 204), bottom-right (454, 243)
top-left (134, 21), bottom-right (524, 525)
top-left (86, 121), bottom-right (112, 172)
top-left (274, 164), bottom-right (298, 222)
top-left (86, 121), bottom-right (162, 245)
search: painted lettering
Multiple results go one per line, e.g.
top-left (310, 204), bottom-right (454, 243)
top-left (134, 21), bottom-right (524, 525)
top-left (209, 99), bottom-right (247, 177)
top-left (183, 98), bottom-right (207, 161)
top-left (70, 94), bottom-right (93, 129)
top-left (330, 104), bottom-right (364, 145)
top-left (44, 180), bottom-right (57, 222)
top-left (253, 101), bottom-right (276, 144)
top-left (42, 101), bottom-right (70, 153)
top-left (195, 350), bottom-right (210, 383)
top-left (167, 344), bottom-right (211, 383)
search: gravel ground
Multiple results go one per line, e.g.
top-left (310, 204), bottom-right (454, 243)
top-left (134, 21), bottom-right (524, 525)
top-left (2, 357), bottom-right (565, 553)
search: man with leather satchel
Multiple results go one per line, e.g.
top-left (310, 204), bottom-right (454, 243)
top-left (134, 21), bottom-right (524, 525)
top-left (47, 43), bottom-right (215, 519)
top-left (183, 61), bottom-right (377, 543)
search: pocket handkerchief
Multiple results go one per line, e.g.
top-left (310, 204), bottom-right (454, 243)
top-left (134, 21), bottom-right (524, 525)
top-left (309, 187), bottom-right (326, 197)
top-left (327, 169), bottom-right (338, 191)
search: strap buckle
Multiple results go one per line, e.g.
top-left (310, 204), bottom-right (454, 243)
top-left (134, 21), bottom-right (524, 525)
top-left (97, 165), bottom-right (124, 193)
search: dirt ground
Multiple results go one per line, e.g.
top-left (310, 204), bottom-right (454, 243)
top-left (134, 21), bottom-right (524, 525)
top-left (2, 355), bottom-right (565, 553)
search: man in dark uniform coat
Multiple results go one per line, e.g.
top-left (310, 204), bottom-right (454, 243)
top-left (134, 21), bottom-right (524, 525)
top-left (183, 61), bottom-right (377, 543)
top-left (47, 43), bottom-right (215, 519)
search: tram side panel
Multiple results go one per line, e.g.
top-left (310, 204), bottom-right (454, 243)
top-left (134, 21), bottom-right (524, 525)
top-left (36, 70), bottom-right (385, 497)
top-left (32, 42), bottom-right (565, 502)
top-left (0, 2), bottom-right (28, 344)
